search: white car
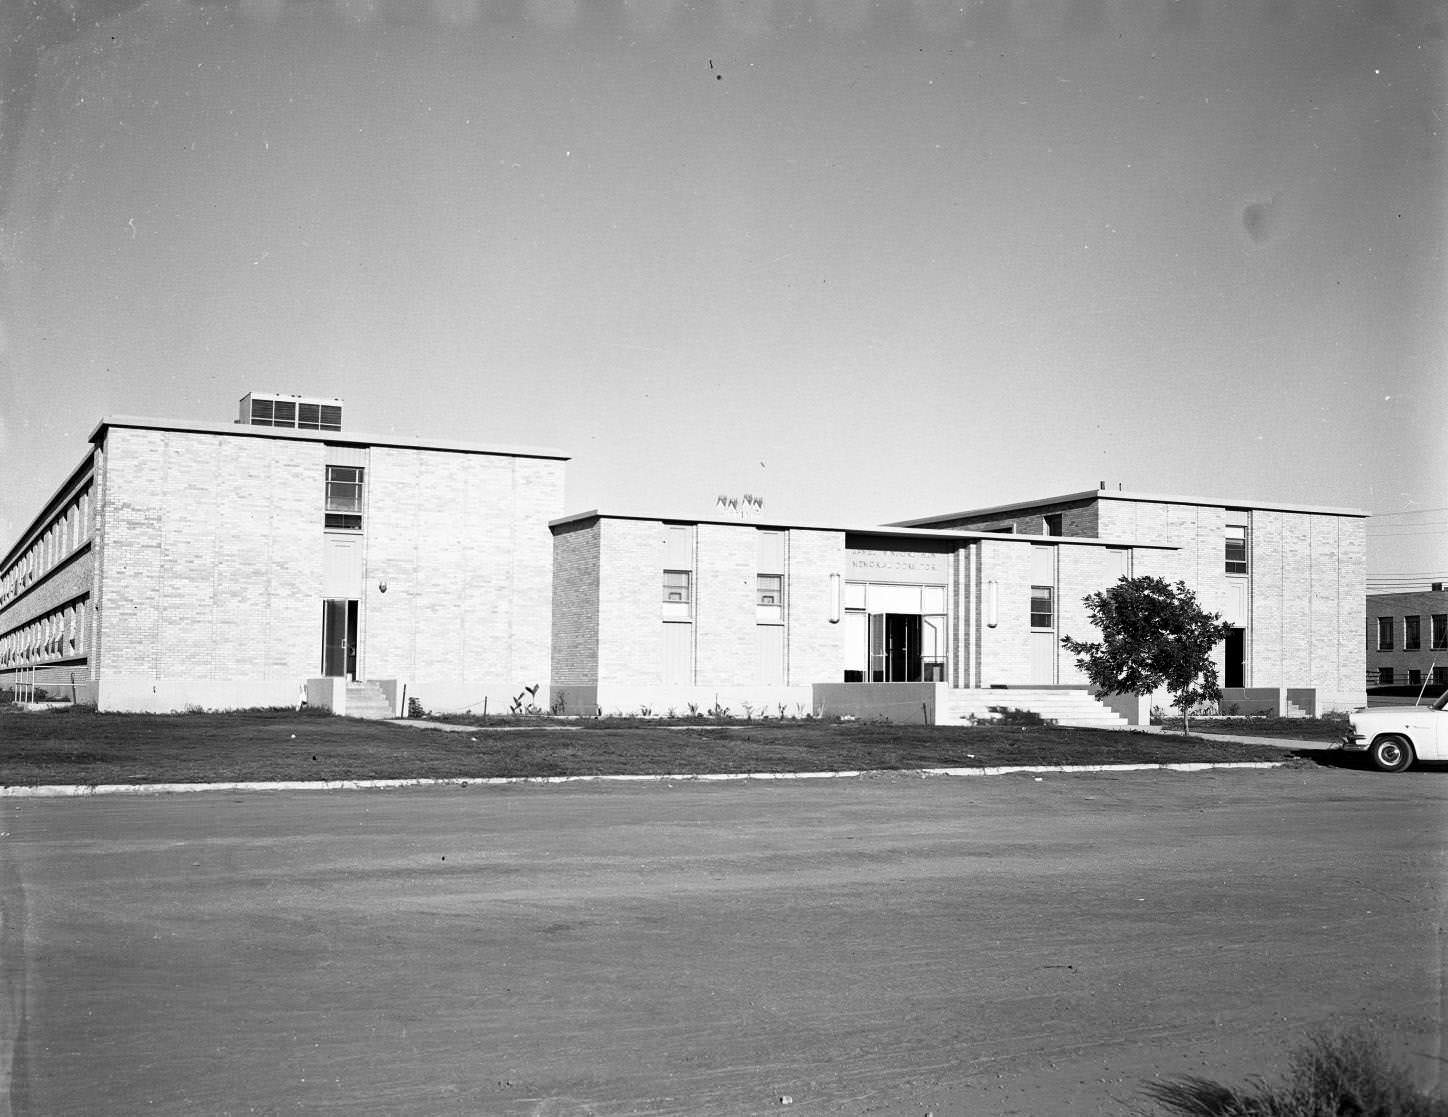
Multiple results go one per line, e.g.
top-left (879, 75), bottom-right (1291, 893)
top-left (1342, 692), bottom-right (1448, 772)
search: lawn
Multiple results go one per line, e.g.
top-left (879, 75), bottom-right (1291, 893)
top-left (0, 706), bottom-right (1316, 787)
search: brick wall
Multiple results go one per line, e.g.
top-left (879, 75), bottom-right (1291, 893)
top-left (695, 524), bottom-right (758, 685)
top-left (363, 447), bottom-right (562, 707)
top-left (597, 518), bottom-right (668, 686)
top-left (95, 427), bottom-right (321, 689)
top-left (550, 519), bottom-right (600, 687)
top-left (975, 539), bottom-right (1032, 685)
top-left (785, 529), bottom-right (846, 684)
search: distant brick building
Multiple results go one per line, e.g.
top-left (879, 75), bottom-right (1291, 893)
top-left (1365, 588), bottom-right (1448, 691)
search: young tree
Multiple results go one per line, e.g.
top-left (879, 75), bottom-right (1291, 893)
top-left (1060, 576), bottom-right (1233, 734)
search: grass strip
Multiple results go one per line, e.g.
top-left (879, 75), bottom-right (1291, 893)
top-left (0, 707), bottom-right (1316, 787)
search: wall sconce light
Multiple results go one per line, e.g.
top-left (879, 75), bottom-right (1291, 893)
top-left (828, 573), bottom-right (841, 624)
top-left (986, 580), bottom-right (998, 628)
top-left (378, 581), bottom-right (388, 594)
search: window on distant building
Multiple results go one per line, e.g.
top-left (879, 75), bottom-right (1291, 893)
top-left (1378, 666), bottom-right (1394, 686)
top-left (1225, 525), bottom-right (1248, 575)
top-left (1432, 615), bottom-right (1447, 650)
top-left (324, 466), bottom-right (364, 530)
top-left (1434, 666), bottom-right (1447, 687)
top-left (1043, 513), bottom-right (1063, 537)
top-left (1405, 615), bottom-right (1421, 650)
top-left (1377, 617), bottom-right (1393, 650)
top-left (1030, 586), bottom-right (1054, 629)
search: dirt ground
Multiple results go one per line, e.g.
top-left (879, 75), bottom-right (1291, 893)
top-left (2, 766), bottom-right (1445, 1116)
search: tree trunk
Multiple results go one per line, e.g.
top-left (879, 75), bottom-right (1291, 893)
top-left (1179, 696), bottom-right (1191, 735)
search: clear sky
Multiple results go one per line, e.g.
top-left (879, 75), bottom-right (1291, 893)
top-left (1, 0), bottom-right (1443, 585)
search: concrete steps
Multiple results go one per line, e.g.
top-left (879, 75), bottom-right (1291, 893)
top-left (938, 688), bottom-right (1130, 729)
top-left (345, 682), bottom-right (395, 720)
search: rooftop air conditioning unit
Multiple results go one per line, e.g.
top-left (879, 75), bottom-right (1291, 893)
top-left (237, 393), bottom-right (343, 431)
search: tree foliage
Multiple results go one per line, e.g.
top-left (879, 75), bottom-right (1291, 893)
top-left (1060, 576), bottom-right (1232, 733)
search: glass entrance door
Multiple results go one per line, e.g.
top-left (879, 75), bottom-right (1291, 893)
top-left (322, 599), bottom-right (359, 678)
top-left (868, 613), bottom-right (923, 682)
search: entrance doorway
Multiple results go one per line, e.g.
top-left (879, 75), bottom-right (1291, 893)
top-left (1224, 627), bottom-right (1245, 688)
top-left (869, 613), bottom-right (924, 682)
top-left (322, 599), bottom-right (359, 679)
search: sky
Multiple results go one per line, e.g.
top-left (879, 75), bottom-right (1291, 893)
top-left (0, 0), bottom-right (1443, 587)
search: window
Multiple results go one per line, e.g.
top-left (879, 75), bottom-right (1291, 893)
top-left (1408, 669), bottom-right (1422, 686)
top-left (1225, 525), bottom-right (1248, 575)
top-left (1404, 615), bottom-right (1421, 650)
top-left (1377, 617), bottom-right (1394, 650)
top-left (1030, 585), bottom-right (1054, 629)
top-left (1042, 513), bottom-right (1063, 537)
top-left (1433, 615), bottom-right (1447, 650)
top-left (1378, 666), bottom-right (1394, 686)
top-left (663, 570), bottom-right (691, 604)
top-left (325, 466), bottom-right (364, 530)
top-left (757, 575), bottom-right (783, 607)
top-left (1434, 666), bottom-right (1447, 687)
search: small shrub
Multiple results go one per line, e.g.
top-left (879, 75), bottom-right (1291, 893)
top-left (740, 701), bottom-right (754, 720)
top-left (686, 703), bottom-right (701, 718)
top-left (989, 706), bottom-right (1047, 727)
top-left (1141, 1027), bottom-right (1448, 1117)
top-left (406, 696), bottom-right (427, 720)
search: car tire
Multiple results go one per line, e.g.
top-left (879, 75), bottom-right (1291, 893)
top-left (1368, 734), bottom-right (1414, 773)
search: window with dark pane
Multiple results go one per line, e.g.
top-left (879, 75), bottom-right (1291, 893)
top-left (325, 466), bottom-right (364, 530)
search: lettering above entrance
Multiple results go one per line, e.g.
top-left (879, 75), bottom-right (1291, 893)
top-left (845, 549), bottom-right (951, 584)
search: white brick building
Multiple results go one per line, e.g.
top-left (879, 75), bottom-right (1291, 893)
top-left (551, 489), bottom-right (1367, 722)
top-left (1, 398), bottom-right (565, 714)
top-left (3, 401), bottom-right (1367, 721)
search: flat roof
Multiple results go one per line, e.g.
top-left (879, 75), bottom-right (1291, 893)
top-left (549, 509), bottom-right (1177, 549)
top-left (89, 415), bottom-right (570, 461)
top-left (889, 487), bottom-right (1370, 526)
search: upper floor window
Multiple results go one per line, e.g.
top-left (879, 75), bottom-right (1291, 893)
top-left (1432, 614), bottom-right (1447, 650)
top-left (1404, 615), bottom-right (1421, 651)
top-left (1030, 586), bottom-right (1054, 629)
top-left (757, 574), bottom-right (783, 608)
top-left (1377, 617), bottom-right (1393, 650)
top-left (325, 466), bottom-right (364, 530)
top-left (1225, 525), bottom-right (1248, 575)
top-left (663, 570), bottom-right (691, 604)
top-left (1042, 513), bottom-right (1063, 537)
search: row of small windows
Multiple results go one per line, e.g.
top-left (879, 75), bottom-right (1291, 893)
top-left (1377, 614), bottom-right (1448, 651)
top-left (0, 487), bottom-right (93, 608)
top-left (1376, 666), bottom-right (1448, 687)
top-left (0, 598), bottom-right (88, 668)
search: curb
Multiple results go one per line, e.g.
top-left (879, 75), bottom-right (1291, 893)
top-left (0, 761), bottom-right (1288, 798)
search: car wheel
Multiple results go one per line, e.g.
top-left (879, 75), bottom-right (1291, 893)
top-left (1368, 734), bottom-right (1414, 773)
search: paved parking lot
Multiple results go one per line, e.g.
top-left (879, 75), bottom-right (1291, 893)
top-left (2, 765), bottom-right (1445, 1116)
